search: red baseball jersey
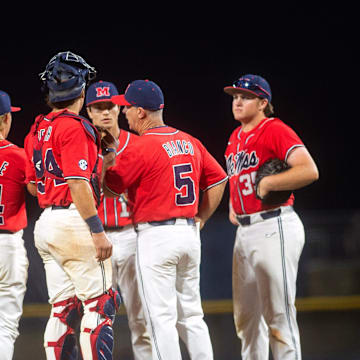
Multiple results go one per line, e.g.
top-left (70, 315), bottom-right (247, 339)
top-left (24, 110), bottom-right (100, 208)
top-left (0, 140), bottom-right (27, 232)
top-left (98, 129), bottom-right (135, 228)
top-left (24, 130), bottom-right (36, 185)
top-left (105, 126), bottom-right (228, 224)
top-left (225, 117), bottom-right (304, 215)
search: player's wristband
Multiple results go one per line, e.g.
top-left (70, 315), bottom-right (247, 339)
top-left (104, 147), bottom-right (117, 154)
top-left (85, 215), bottom-right (104, 233)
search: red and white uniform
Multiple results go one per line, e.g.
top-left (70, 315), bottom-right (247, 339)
top-left (0, 140), bottom-right (29, 360)
top-left (225, 117), bottom-right (305, 360)
top-left (101, 129), bottom-right (152, 360)
top-left (106, 126), bottom-right (227, 223)
top-left (106, 125), bottom-right (227, 360)
top-left (0, 140), bottom-right (27, 231)
top-left (25, 110), bottom-right (100, 208)
top-left (25, 110), bottom-right (113, 360)
top-left (225, 117), bottom-right (303, 215)
top-left (98, 130), bottom-right (133, 229)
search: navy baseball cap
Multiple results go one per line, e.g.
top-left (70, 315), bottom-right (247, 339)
top-left (224, 74), bottom-right (272, 102)
top-left (112, 79), bottom-right (164, 111)
top-left (0, 90), bottom-right (21, 116)
top-left (85, 81), bottom-right (119, 106)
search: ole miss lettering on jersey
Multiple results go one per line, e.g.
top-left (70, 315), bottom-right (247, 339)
top-left (105, 126), bottom-right (228, 224)
top-left (0, 140), bottom-right (27, 232)
top-left (225, 118), bottom-right (304, 215)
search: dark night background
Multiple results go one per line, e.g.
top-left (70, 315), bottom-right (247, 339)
top-left (2, 8), bottom-right (360, 360)
top-left (1, 8), bottom-right (355, 214)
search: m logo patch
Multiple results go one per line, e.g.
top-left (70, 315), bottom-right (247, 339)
top-left (96, 87), bottom-right (110, 98)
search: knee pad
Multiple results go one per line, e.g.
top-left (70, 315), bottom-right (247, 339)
top-left (46, 296), bottom-right (83, 360)
top-left (82, 288), bottom-right (121, 360)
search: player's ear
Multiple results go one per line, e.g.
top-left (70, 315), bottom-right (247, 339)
top-left (258, 98), bottom-right (268, 112)
top-left (137, 107), bottom-right (147, 119)
top-left (86, 106), bottom-right (92, 119)
top-left (3, 113), bottom-right (11, 124)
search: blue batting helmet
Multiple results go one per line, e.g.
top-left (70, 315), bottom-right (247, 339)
top-left (39, 51), bottom-right (97, 103)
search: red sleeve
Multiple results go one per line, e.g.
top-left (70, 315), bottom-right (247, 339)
top-left (24, 131), bottom-right (36, 184)
top-left (17, 148), bottom-right (27, 186)
top-left (56, 120), bottom-right (97, 181)
top-left (196, 140), bottom-right (228, 191)
top-left (105, 142), bottom-right (144, 195)
top-left (265, 120), bottom-right (304, 160)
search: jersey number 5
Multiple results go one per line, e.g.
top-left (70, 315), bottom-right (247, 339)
top-left (173, 164), bottom-right (196, 206)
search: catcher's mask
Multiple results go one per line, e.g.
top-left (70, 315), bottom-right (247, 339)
top-left (39, 51), bottom-right (97, 103)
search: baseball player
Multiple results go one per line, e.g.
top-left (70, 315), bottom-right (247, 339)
top-left (85, 80), bottom-right (152, 359)
top-left (103, 79), bottom-right (228, 360)
top-left (224, 74), bottom-right (319, 360)
top-left (0, 91), bottom-right (29, 360)
top-left (24, 51), bottom-right (120, 360)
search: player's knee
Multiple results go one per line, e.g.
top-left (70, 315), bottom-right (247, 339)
top-left (128, 317), bottom-right (148, 336)
top-left (90, 287), bottom-right (121, 322)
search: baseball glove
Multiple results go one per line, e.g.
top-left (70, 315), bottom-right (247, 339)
top-left (95, 126), bottom-right (119, 156)
top-left (254, 158), bottom-right (292, 206)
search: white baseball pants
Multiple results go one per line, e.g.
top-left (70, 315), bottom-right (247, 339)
top-left (34, 205), bottom-right (113, 360)
top-left (135, 220), bottom-right (213, 360)
top-left (0, 231), bottom-right (28, 360)
top-left (233, 206), bottom-right (305, 360)
top-left (107, 225), bottom-right (152, 360)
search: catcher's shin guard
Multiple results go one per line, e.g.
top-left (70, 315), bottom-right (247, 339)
top-left (80, 288), bottom-right (121, 360)
top-left (45, 296), bottom-right (83, 360)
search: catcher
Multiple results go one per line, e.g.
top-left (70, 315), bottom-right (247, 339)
top-left (223, 74), bottom-right (319, 360)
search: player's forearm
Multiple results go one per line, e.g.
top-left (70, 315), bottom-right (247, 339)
top-left (66, 179), bottom-right (98, 219)
top-left (100, 153), bottom-right (116, 189)
top-left (262, 162), bottom-right (319, 193)
top-left (196, 180), bottom-right (227, 226)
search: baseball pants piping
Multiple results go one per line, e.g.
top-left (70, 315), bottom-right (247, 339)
top-left (135, 221), bottom-right (213, 360)
top-left (107, 225), bottom-right (152, 360)
top-left (232, 207), bottom-right (305, 360)
top-left (0, 231), bottom-right (28, 360)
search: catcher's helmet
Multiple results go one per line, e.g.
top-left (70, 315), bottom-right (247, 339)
top-left (39, 51), bottom-right (97, 103)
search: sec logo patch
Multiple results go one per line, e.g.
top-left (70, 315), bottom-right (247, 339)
top-left (78, 159), bottom-right (88, 170)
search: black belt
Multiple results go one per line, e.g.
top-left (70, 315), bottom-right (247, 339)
top-left (104, 226), bottom-right (124, 231)
top-left (148, 218), bottom-right (195, 226)
top-left (0, 229), bottom-right (13, 234)
top-left (51, 204), bottom-right (71, 210)
top-left (236, 209), bottom-right (281, 226)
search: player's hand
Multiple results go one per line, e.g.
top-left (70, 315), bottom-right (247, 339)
top-left (256, 177), bottom-right (271, 200)
top-left (102, 151), bottom-right (116, 169)
top-left (229, 206), bottom-right (239, 226)
top-left (91, 232), bottom-right (113, 261)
